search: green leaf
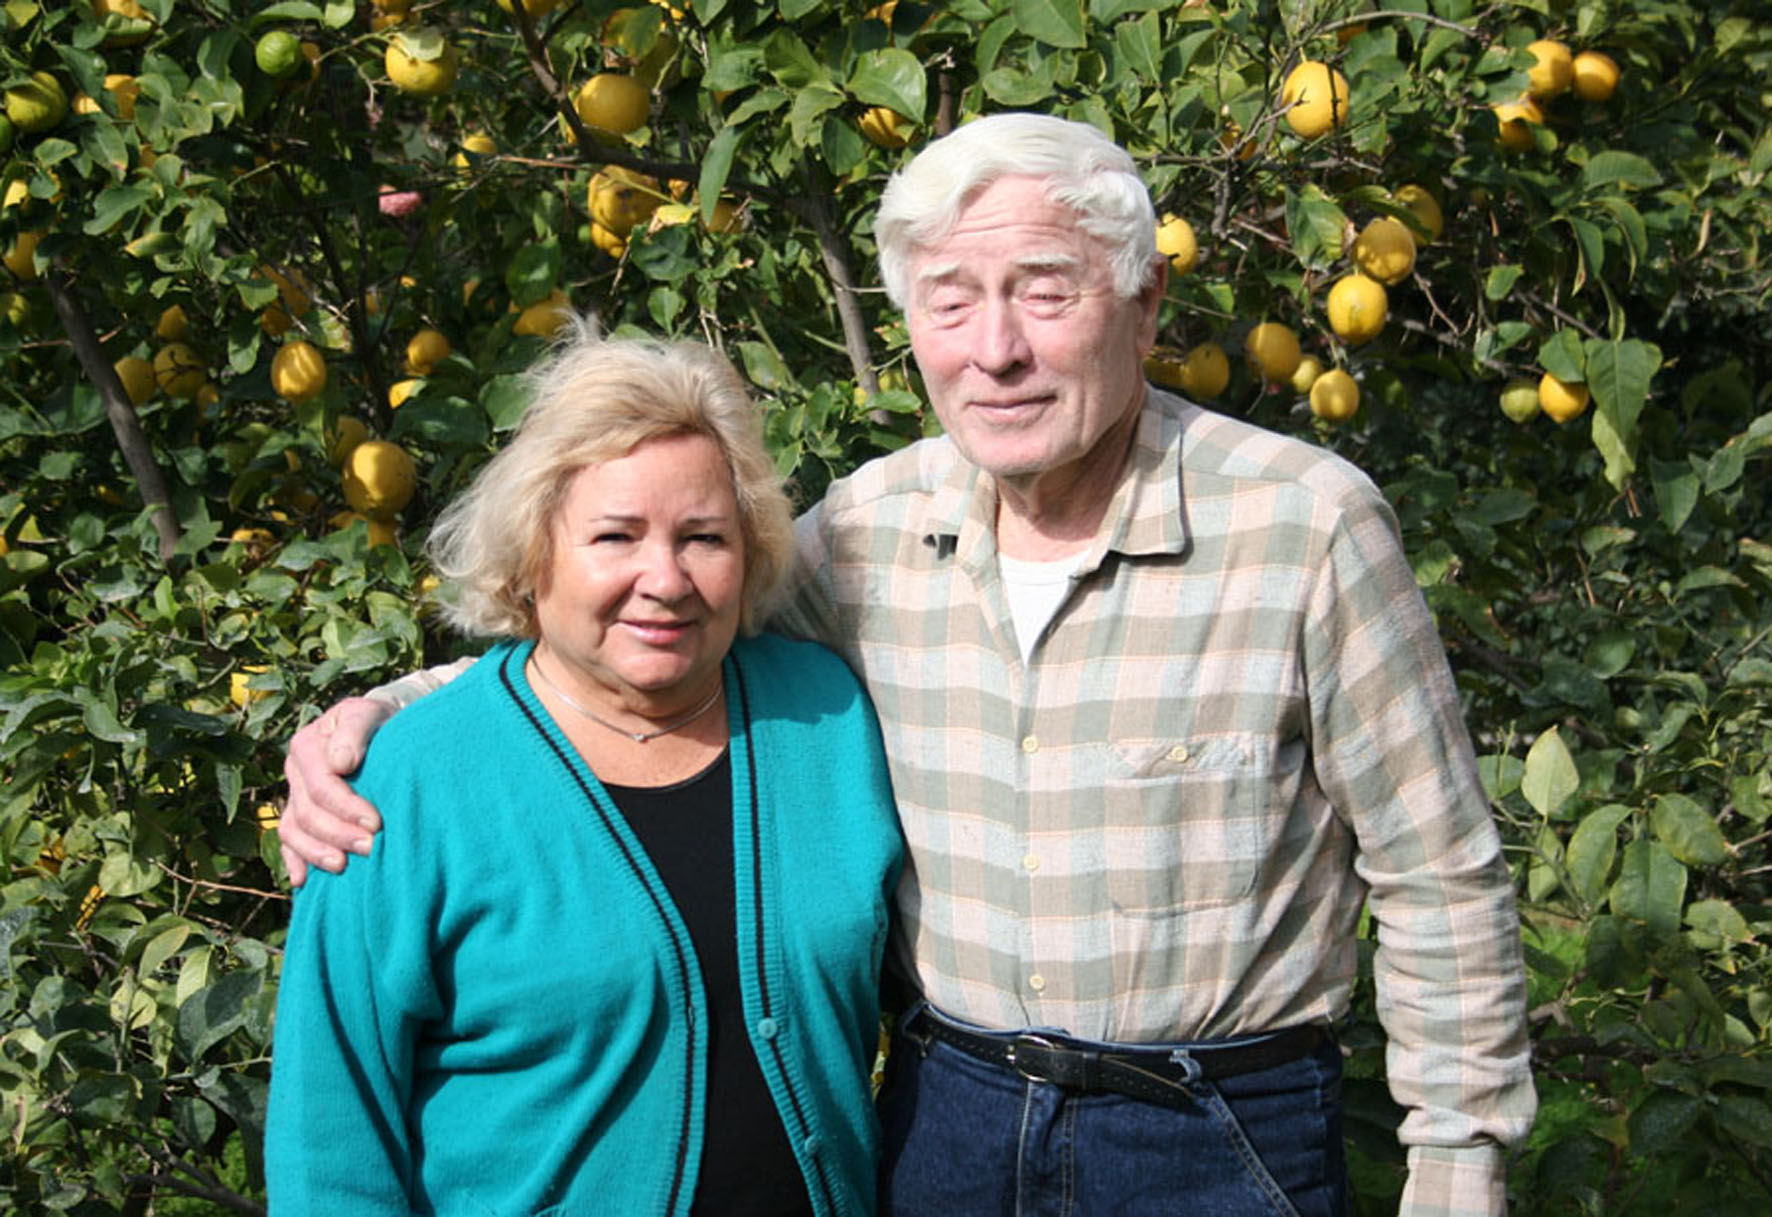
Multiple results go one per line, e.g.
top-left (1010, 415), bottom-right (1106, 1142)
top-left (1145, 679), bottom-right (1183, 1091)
top-left (849, 49), bottom-right (927, 117)
top-left (1013, 0), bottom-right (1087, 48)
top-left (1567, 804), bottom-right (1631, 904)
top-left (1685, 899), bottom-right (1750, 944)
top-left (82, 697), bottom-right (142, 745)
top-left (1628, 1091), bottom-right (1701, 1154)
top-left (699, 123), bottom-right (741, 205)
top-left (1284, 185), bottom-right (1348, 270)
top-left (1714, 1094), bottom-right (1772, 1149)
top-left (1581, 152), bottom-right (1663, 191)
top-left (177, 970), bottom-right (263, 1065)
top-left (1609, 838), bottom-right (1687, 936)
top-left (480, 375), bottom-right (531, 433)
top-left (140, 924), bottom-right (192, 978)
top-left (1112, 12), bottom-right (1162, 80)
top-left (1650, 793), bottom-right (1728, 867)
top-left (1528, 823), bottom-right (1563, 901)
top-left (504, 241), bottom-right (561, 308)
top-left (1733, 772), bottom-right (1769, 826)
top-left (1483, 264), bottom-right (1522, 301)
top-left (788, 84), bottom-right (846, 148)
top-left (1538, 329), bottom-right (1585, 381)
top-left (1567, 216), bottom-right (1604, 291)
top-left (1649, 458), bottom-right (1699, 533)
top-left (734, 341), bottom-right (795, 392)
top-left (1585, 337), bottom-right (1661, 442)
top-left (1522, 727), bottom-right (1579, 816)
top-left (762, 29), bottom-right (828, 89)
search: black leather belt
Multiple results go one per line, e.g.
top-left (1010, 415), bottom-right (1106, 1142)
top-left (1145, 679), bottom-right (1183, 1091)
top-left (911, 1014), bottom-right (1324, 1109)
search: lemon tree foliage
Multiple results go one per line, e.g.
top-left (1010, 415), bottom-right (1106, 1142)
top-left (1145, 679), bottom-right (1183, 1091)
top-left (0, 0), bottom-right (1769, 1211)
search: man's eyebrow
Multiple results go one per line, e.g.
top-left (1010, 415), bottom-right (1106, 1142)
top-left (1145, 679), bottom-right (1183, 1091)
top-left (913, 252), bottom-right (1086, 289)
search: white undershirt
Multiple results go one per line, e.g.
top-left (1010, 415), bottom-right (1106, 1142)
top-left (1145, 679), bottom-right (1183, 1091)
top-left (998, 551), bottom-right (1088, 662)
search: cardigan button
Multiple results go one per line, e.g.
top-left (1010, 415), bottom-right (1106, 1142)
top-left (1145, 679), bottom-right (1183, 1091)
top-left (803, 1134), bottom-right (822, 1157)
top-left (756, 1017), bottom-right (779, 1040)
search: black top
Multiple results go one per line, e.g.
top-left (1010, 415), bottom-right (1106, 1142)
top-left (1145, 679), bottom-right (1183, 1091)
top-left (605, 752), bottom-right (816, 1217)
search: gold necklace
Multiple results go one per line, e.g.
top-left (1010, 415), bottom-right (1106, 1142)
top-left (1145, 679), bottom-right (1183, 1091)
top-left (528, 654), bottom-right (723, 743)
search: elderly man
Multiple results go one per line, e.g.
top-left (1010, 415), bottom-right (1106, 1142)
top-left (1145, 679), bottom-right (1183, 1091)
top-left (280, 113), bottom-right (1534, 1215)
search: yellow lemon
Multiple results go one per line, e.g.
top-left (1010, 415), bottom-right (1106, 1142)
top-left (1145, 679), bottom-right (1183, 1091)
top-left (325, 416), bottom-right (370, 467)
top-left (1392, 185), bottom-right (1443, 244)
top-left (3, 229), bottom-right (42, 281)
top-left (1352, 217), bottom-right (1416, 285)
top-left (386, 32), bottom-right (459, 97)
top-left (858, 106), bottom-right (912, 149)
top-left (1143, 347), bottom-right (1186, 391)
top-left (1244, 321), bottom-right (1302, 383)
top-left (343, 439), bottom-right (417, 519)
top-left (154, 342), bottom-right (206, 399)
top-left (588, 166), bottom-right (661, 236)
top-left (405, 327), bottom-right (451, 374)
top-left (589, 222), bottom-right (627, 258)
top-left (1538, 373), bottom-right (1590, 423)
top-left (155, 303), bottom-right (189, 342)
top-left (271, 340), bottom-right (327, 402)
top-left (574, 74), bottom-right (650, 138)
top-left (229, 664), bottom-right (272, 708)
top-left (1290, 354), bottom-right (1325, 395)
top-left (1499, 378), bottom-right (1541, 423)
top-left (93, 0), bottom-right (153, 45)
top-left (1493, 97), bottom-right (1543, 151)
top-left (1155, 213), bottom-right (1199, 275)
top-left (1572, 51), bottom-right (1619, 102)
top-left (513, 288), bottom-right (573, 337)
top-left (1326, 273), bottom-right (1387, 345)
top-left (5, 72), bottom-right (68, 134)
top-left (388, 377), bottom-right (422, 409)
top-left (1280, 61), bottom-right (1350, 138)
top-left (254, 803), bottom-right (282, 832)
top-left (1309, 368), bottom-right (1360, 422)
top-left (1524, 39), bottom-right (1573, 100)
top-left (454, 131), bottom-right (497, 169)
top-left (1178, 341), bottom-right (1230, 399)
top-left (114, 355), bottom-right (156, 406)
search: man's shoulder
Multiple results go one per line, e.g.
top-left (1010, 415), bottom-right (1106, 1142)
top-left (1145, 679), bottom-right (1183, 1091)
top-left (1168, 394), bottom-right (1387, 512)
top-left (815, 433), bottom-right (962, 520)
top-left (369, 643), bottom-right (516, 758)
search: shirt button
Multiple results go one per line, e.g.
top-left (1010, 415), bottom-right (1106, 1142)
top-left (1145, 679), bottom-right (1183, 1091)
top-left (1021, 735), bottom-right (1039, 754)
top-left (756, 1017), bottom-right (778, 1040)
top-left (1028, 973), bottom-right (1046, 992)
top-left (1022, 853), bottom-right (1041, 874)
top-left (1169, 744), bottom-right (1190, 763)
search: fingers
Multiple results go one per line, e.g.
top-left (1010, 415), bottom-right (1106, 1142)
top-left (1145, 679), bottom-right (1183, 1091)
top-left (278, 698), bottom-right (393, 881)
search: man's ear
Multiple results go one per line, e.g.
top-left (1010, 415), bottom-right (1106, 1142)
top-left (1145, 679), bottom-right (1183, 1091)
top-left (1134, 256), bottom-right (1168, 355)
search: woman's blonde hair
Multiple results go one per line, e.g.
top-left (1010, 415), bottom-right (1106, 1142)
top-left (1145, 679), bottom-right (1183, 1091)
top-left (427, 320), bottom-right (796, 638)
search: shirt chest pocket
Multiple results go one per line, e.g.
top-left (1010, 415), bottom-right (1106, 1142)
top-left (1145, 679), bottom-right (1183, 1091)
top-left (1099, 735), bottom-right (1298, 912)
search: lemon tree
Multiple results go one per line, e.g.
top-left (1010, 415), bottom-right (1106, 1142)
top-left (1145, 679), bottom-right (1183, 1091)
top-left (0, 0), bottom-right (1769, 1212)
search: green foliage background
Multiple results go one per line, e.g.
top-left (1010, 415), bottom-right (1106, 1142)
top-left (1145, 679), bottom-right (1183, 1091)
top-left (1, 0), bottom-right (1770, 1212)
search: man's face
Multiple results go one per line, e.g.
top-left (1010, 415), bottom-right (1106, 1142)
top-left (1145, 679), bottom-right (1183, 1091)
top-left (904, 175), bottom-right (1163, 492)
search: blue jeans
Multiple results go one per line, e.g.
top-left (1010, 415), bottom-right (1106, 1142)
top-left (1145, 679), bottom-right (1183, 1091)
top-left (877, 1007), bottom-right (1348, 1217)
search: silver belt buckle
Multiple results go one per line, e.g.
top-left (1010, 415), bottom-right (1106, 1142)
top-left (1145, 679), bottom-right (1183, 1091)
top-left (1005, 1033), bottom-right (1059, 1083)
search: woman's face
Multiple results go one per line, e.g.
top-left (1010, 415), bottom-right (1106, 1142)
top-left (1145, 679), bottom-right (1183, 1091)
top-left (532, 432), bottom-right (745, 714)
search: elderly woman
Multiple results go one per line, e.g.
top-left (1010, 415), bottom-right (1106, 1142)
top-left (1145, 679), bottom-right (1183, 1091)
top-left (264, 331), bottom-right (902, 1217)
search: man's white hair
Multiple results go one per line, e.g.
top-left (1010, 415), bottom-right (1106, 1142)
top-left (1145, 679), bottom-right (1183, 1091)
top-left (874, 113), bottom-right (1159, 308)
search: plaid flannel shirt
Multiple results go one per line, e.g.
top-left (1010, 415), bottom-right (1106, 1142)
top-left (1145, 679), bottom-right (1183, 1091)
top-left (771, 388), bottom-right (1535, 1215)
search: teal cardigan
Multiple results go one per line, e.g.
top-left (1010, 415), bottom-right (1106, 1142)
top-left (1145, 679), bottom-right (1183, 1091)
top-left (266, 634), bottom-right (903, 1216)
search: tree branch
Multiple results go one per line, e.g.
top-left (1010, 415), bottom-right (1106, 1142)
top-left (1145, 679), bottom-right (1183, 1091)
top-left (43, 269), bottom-right (183, 561)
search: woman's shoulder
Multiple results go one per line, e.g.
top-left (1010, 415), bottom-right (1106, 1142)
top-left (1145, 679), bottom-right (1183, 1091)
top-left (731, 632), bottom-right (859, 689)
top-left (359, 641), bottom-right (529, 775)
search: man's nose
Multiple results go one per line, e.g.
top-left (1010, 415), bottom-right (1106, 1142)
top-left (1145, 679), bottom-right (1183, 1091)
top-left (972, 297), bottom-right (1032, 374)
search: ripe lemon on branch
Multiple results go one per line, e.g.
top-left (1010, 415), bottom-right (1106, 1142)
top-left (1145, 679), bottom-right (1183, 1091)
top-left (1572, 51), bottom-right (1619, 102)
top-left (1538, 373), bottom-right (1590, 423)
top-left (154, 342), bottom-right (207, 399)
top-left (588, 166), bottom-right (662, 236)
top-left (343, 440), bottom-right (417, 520)
top-left (1178, 341), bottom-right (1230, 399)
top-left (1309, 369), bottom-right (1360, 422)
top-left (1280, 61), bottom-right (1349, 138)
top-left (271, 340), bottom-right (327, 402)
top-left (1391, 185), bottom-right (1442, 244)
top-left (114, 356), bottom-right (155, 406)
top-left (4, 71), bottom-right (68, 135)
top-left (574, 73), bottom-right (650, 138)
top-left (1155, 213), bottom-right (1198, 275)
top-left (1326, 274), bottom-right (1387, 345)
top-left (1524, 39), bottom-right (1573, 100)
top-left (1244, 322), bottom-right (1302, 384)
top-left (386, 28), bottom-right (459, 97)
top-left (858, 106), bottom-right (913, 149)
top-left (1352, 217), bottom-right (1416, 285)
